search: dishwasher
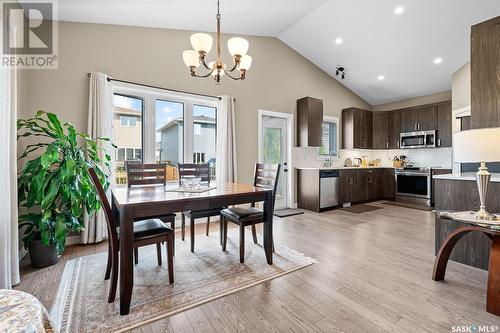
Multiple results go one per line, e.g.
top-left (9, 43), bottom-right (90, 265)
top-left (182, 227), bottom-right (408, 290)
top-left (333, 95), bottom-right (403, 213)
top-left (319, 170), bottom-right (339, 209)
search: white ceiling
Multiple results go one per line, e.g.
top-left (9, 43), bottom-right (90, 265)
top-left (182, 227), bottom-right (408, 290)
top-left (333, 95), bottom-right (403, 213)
top-left (57, 0), bottom-right (500, 105)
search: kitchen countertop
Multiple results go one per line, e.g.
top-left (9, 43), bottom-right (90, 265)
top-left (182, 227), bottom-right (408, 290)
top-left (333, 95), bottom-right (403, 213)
top-left (433, 172), bottom-right (500, 182)
top-left (295, 166), bottom-right (393, 170)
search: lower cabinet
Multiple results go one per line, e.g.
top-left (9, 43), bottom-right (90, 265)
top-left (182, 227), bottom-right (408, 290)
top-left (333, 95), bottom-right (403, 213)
top-left (339, 168), bottom-right (395, 205)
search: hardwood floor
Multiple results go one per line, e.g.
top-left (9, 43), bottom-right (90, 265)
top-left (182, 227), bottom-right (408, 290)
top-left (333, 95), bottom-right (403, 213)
top-left (15, 201), bottom-right (499, 332)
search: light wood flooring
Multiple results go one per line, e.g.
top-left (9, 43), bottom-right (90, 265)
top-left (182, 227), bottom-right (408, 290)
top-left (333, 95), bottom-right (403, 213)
top-left (15, 201), bottom-right (500, 332)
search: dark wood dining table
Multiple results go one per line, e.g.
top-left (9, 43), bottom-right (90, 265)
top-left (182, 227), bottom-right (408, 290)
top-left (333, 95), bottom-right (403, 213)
top-left (111, 182), bottom-right (275, 315)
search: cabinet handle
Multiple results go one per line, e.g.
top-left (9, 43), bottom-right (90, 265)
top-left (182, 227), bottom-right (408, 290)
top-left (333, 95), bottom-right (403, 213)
top-left (414, 123), bottom-right (417, 131)
top-left (438, 138), bottom-right (441, 146)
top-left (386, 142), bottom-right (389, 149)
top-left (418, 123), bottom-right (421, 130)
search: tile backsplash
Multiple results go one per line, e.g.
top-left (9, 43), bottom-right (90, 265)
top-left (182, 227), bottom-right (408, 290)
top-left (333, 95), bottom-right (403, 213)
top-left (292, 146), bottom-right (452, 169)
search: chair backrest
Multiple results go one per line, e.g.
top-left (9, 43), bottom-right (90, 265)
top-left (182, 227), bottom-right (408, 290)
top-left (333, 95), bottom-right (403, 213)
top-left (253, 163), bottom-right (281, 207)
top-left (87, 168), bottom-right (118, 246)
top-left (177, 163), bottom-right (211, 185)
top-left (126, 162), bottom-right (167, 188)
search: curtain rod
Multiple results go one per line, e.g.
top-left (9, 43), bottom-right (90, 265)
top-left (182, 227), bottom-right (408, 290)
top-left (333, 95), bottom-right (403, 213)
top-left (86, 73), bottom-right (222, 100)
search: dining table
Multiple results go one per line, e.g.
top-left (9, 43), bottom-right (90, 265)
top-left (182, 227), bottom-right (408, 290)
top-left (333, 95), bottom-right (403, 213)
top-left (111, 182), bottom-right (275, 315)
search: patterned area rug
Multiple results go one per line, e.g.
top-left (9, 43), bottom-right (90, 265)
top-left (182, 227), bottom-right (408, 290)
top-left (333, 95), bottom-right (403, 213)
top-left (51, 230), bottom-right (316, 333)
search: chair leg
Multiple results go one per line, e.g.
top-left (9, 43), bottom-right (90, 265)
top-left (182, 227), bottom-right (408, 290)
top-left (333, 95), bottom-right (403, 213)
top-left (134, 247), bottom-right (138, 265)
top-left (108, 250), bottom-right (118, 303)
top-left (251, 225), bottom-right (258, 244)
top-left (190, 217), bottom-right (195, 253)
top-left (206, 217), bottom-right (210, 236)
top-left (222, 217), bottom-right (228, 251)
top-left (166, 234), bottom-right (174, 284)
top-left (156, 243), bottom-right (162, 265)
top-left (170, 217), bottom-right (176, 256)
top-left (239, 224), bottom-right (245, 263)
top-left (181, 214), bottom-right (185, 241)
top-left (104, 242), bottom-right (112, 280)
top-left (219, 215), bottom-right (223, 245)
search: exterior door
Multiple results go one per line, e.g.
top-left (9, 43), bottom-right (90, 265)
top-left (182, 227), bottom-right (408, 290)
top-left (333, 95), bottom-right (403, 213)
top-left (261, 116), bottom-right (288, 209)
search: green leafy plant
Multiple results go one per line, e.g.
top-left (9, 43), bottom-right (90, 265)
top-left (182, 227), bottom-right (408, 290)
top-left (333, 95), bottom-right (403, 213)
top-left (17, 111), bottom-right (114, 254)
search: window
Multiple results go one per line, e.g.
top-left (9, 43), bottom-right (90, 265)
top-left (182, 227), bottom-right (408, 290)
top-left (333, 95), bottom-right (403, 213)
top-left (320, 117), bottom-right (338, 156)
top-left (120, 115), bottom-right (137, 127)
top-left (112, 84), bottom-right (217, 183)
top-left (112, 94), bottom-right (143, 184)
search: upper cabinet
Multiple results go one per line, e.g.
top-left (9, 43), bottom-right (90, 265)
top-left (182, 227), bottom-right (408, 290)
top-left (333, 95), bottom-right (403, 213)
top-left (342, 108), bottom-right (372, 149)
top-left (471, 16), bottom-right (500, 129)
top-left (297, 97), bottom-right (323, 147)
top-left (342, 101), bottom-right (451, 150)
top-left (400, 105), bottom-right (437, 132)
top-left (436, 101), bottom-right (452, 147)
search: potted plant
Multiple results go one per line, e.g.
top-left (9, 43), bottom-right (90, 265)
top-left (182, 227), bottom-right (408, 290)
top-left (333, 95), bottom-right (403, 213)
top-left (17, 111), bottom-right (113, 268)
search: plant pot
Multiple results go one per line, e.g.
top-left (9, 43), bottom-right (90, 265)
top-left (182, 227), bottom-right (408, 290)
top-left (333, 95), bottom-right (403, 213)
top-left (28, 234), bottom-right (59, 268)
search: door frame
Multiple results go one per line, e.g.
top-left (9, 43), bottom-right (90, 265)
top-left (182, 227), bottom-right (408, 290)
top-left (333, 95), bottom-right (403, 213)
top-left (257, 109), bottom-right (294, 208)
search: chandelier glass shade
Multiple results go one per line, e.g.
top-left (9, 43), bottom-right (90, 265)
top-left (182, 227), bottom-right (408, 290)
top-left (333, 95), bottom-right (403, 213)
top-left (182, 0), bottom-right (251, 83)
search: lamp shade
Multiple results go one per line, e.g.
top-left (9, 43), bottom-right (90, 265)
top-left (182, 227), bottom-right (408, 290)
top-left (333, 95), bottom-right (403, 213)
top-left (190, 33), bottom-right (213, 53)
top-left (227, 37), bottom-right (249, 56)
top-left (239, 55), bottom-right (252, 70)
top-left (182, 50), bottom-right (199, 68)
top-left (453, 128), bottom-right (500, 163)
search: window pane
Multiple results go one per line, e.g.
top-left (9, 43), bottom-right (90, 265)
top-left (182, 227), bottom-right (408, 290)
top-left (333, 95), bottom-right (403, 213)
top-left (193, 105), bottom-right (216, 180)
top-left (113, 94), bottom-right (143, 184)
top-left (134, 148), bottom-right (142, 160)
top-left (264, 128), bottom-right (282, 164)
top-left (156, 100), bottom-right (184, 182)
top-left (320, 121), bottom-right (337, 155)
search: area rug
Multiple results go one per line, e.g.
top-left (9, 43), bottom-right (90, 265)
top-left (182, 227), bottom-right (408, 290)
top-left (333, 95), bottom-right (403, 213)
top-left (383, 201), bottom-right (433, 211)
top-left (273, 208), bottom-right (304, 218)
top-left (50, 230), bottom-right (316, 333)
top-left (339, 204), bottom-right (383, 214)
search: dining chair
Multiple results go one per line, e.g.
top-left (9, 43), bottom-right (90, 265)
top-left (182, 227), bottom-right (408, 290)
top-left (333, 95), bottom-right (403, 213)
top-left (221, 163), bottom-right (281, 263)
top-left (126, 162), bottom-right (176, 256)
top-left (178, 163), bottom-right (224, 252)
top-left (88, 167), bottom-right (174, 303)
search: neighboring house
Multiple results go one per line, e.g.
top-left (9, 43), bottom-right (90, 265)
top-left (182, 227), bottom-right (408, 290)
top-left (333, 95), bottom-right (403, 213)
top-left (156, 115), bottom-right (215, 166)
top-left (113, 106), bottom-right (142, 162)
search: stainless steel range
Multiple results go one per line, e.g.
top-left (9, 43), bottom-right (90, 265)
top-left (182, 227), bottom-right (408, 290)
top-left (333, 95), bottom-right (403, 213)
top-left (395, 167), bottom-right (431, 206)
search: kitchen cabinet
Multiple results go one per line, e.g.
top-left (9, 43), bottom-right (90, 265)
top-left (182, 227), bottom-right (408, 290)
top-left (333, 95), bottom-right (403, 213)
top-left (338, 169), bottom-right (355, 204)
top-left (436, 102), bottom-right (452, 147)
top-left (381, 168), bottom-right (396, 199)
top-left (342, 108), bottom-right (372, 149)
top-left (297, 97), bottom-right (323, 147)
top-left (400, 106), bottom-right (437, 132)
top-left (372, 112), bottom-right (389, 149)
top-left (400, 108), bottom-right (419, 132)
top-left (364, 169), bottom-right (379, 201)
top-left (471, 16), bottom-right (500, 129)
top-left (387, 111), bottom-right (401, 149)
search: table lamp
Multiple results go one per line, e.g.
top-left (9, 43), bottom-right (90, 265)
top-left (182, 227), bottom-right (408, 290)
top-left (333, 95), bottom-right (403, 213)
top-left (453, 127), bottom-right (500, 221)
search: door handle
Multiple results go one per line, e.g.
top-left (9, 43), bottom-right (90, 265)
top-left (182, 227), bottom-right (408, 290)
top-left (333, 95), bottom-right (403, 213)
top-left (283, 162), bottom-right (288, 172)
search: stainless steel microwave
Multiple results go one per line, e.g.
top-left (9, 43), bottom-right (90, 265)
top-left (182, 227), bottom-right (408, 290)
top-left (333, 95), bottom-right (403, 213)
top-left (400, 130), bottom-right (436, 149)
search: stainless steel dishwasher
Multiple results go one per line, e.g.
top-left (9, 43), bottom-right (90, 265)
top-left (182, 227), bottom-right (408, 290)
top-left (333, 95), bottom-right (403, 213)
top-left (319, 170), bottom-right (339, 209)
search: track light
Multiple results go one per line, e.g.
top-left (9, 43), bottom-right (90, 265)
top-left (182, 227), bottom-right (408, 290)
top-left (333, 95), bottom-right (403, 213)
top-left (336, 66), bottom-right (346, 80)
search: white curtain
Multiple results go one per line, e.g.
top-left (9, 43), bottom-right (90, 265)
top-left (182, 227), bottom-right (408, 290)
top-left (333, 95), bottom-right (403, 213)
top-left (216, 96), bottom-right (237, 183)
top-left (81, 71), bottom-right (113, 244)
top-left (0, 66), bottom-right (20, 288)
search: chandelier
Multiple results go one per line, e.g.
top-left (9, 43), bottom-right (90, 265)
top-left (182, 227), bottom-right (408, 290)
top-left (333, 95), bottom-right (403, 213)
top-left (182, 0), bottom-right (252, 83)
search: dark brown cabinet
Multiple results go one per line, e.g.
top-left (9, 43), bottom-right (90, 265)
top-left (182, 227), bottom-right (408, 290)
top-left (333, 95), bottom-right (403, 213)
top-left (381, 168), bottom-right (395, 199)
top-left (372, 112), bottom-right (389, 149)
top-left (400, 106), bottom-right (437, 132)
top-left (342, 108), bottom-right (372, 149)
top-left (297, 97), bottom-right (323, 147)
top-left (436, 102), bottom-right (452, 147)
top-left (471, 16), bottom-right (500, 129)
top-left (387, 111), bottom-right (401, 148)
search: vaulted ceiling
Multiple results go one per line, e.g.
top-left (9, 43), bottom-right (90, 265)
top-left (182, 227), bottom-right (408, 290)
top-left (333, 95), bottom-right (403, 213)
top-left (58, 0), bottom-right (500, 105)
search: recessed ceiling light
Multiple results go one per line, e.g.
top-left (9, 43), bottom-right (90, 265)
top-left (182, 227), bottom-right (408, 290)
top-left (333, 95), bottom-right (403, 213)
top-left (394, 6), bottom-right (404, 15)
top-left (377, 75), bottom-right (385, 81)
top-left (433, 57), bottom-right (443, 64)
top-left (335, 37), bottom-right (343, 45)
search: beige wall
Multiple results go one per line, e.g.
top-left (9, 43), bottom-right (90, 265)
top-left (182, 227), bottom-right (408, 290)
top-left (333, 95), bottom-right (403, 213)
top-left (18, 21), bottom-right (370, 184)
top-left (372, 90), bottom-right (452, 111)
top-left (451, 62), bottom-right (470, 111)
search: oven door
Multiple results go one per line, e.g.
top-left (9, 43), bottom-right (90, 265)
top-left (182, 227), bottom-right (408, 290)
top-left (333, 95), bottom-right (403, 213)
top-left (396, 173), bottom-right (430, 198)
